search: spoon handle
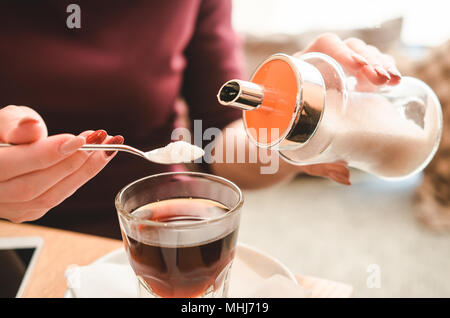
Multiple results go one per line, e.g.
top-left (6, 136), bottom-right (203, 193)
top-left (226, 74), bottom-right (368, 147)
top-left (0, 143), bottom-right (146, 158)
top-left (79, 144), bottom-right (143, 155)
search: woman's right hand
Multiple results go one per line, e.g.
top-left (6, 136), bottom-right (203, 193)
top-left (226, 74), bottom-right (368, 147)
top-left (0, 105), bottom-right (124, 223)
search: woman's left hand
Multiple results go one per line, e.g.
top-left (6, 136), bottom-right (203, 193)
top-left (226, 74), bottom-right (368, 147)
top-left (291, 33), bottom-right (402, 185)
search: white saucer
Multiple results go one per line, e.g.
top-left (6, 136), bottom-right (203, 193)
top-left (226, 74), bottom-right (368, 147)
top-left (64, 242), bottom-right (297, 298)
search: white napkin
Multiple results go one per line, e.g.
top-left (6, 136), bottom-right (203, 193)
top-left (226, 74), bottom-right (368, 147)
top-left (227, 256), bottom-right (310, 298)
top-left (65, 259), bottom-right (310, 298)
top-left (65, 263), bottom-right (136, 298)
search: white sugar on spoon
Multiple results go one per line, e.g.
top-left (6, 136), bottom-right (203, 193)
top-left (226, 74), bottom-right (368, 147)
top-left (144, 140), bottom-right (205, 164)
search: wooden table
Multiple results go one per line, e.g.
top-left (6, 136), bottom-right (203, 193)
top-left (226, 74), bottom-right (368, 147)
top-left (0, 220), bottom-right (353, 298)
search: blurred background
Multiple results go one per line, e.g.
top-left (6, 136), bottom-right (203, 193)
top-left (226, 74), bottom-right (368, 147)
top-left (231, 0), bottom-right (450, 297)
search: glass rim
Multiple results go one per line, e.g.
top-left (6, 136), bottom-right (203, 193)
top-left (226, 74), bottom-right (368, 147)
top-left (115, 171), bottom-right (244, 229)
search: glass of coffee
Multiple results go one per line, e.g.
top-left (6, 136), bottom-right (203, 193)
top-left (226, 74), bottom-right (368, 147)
top-left (115, 172), bottom-right (243, 298)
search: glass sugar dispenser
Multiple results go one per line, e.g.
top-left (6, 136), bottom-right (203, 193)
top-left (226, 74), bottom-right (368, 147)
top-left (218, 53), bottom-right (443, 179)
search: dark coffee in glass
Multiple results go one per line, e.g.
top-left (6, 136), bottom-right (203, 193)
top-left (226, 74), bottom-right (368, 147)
top-left (116, 173), bottom-right (243, 298)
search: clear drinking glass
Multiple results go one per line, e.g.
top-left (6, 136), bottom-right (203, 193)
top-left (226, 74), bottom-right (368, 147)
top-left (115, 172), bottom-right (243, 298)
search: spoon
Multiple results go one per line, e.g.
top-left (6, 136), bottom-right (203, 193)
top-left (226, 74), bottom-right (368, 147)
top-left (0, 140), bottom-right (205, 165)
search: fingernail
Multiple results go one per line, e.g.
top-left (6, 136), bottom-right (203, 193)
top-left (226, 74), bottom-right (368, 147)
top-left (17, 118), bottom-right (40, 127)
top-left (387, 67), bottom-right (402, 80)
top-left (328, 172), bottom-right (351, 186)
top-left (374, 66), bottom-right (391, 81)
top-left (86, 130), bottom-right (107, 144)
top-left (351, 53), bottom-right (369, 66)
top-left (59, 136), bottom-right (85, 155)
top-left (328, 169), bottom-right (350, 179)
top-left (105, 135), bottom-right (124, 158)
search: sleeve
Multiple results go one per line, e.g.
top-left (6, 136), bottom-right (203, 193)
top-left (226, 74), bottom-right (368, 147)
top-left (182, 0), bottom-right (246, 133)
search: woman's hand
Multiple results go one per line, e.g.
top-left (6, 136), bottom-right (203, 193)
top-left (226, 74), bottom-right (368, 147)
top-left (296, 33), bottom-right (401, 87)
top-left (0, 105), bottom-right (124, 223)
top-left (292, 33), bottom-right (402, 185)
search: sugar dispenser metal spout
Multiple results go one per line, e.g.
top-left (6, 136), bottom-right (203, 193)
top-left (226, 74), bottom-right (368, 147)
top-left (217, 79), bottom-right (264, 111)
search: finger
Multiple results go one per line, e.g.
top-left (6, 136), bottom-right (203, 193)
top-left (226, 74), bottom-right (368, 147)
top-left (0, 149), bottom-right (92, 203)
top-left (364, 45), bottom-right (402, 85)
top-left (297, 33), bottom-right (369, 73)
top-left (327, 167), bottom-right (351, 185)
top-left (79, 130), bottom-right (94, 137)
top-left (344, 38), bottom-right (395, 86)
top-left (0, 131), bottom-right (107, 203)
top-left (21, 135), bottom-right (124, 216)
top-left (0, 205), bottom-right (43, 223)
top-left (299, 161), bottom-right (347, 176)
top-left (0, 105), bottom-right (48, 144)
top-left (0, 134), bottom-right (86, 181)
top-left (0, 129), bottom-right (106, 181)
top-left (300, 161), bottom-right (351, 185)
top-left (0, 134), bottom-right (122, 222)
top-left (104, 135), bottom-right (125, 157)
top-left (378, 53), bottom-right (402, 86)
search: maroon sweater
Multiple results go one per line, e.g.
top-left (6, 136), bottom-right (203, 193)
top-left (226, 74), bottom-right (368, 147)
top-left (0, 0), bottom-right (244, 238)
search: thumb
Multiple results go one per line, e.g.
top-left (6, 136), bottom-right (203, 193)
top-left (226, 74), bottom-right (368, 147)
top-left (0, 105), bottom-right (48, 144)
